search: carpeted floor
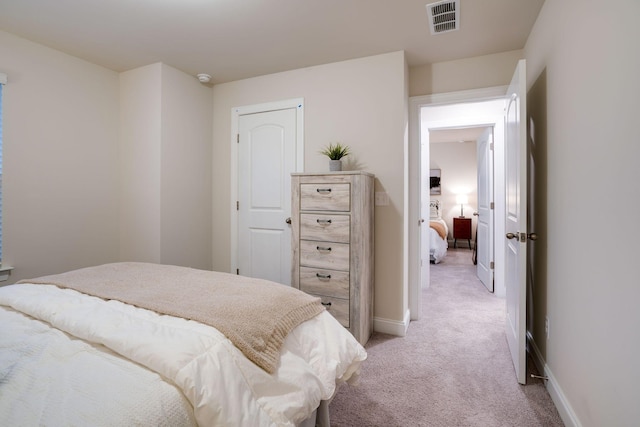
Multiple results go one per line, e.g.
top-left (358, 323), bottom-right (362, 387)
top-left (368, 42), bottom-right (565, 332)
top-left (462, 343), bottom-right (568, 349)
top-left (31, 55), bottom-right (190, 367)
top-left (329, 248), bottom-right (564, 426)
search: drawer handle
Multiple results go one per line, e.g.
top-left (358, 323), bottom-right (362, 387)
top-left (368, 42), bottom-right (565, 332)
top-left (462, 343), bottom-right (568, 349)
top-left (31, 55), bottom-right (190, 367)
top-left (316, 219), bottom-right (332, 225)
top-left (316, 188), bottom-right (332, 193)
top-left (316, 246), bottom-right (332, 252)
top-left (321, 301), bottom-right (332, 307)
top-left (316, 273), bottom-right (332, 279)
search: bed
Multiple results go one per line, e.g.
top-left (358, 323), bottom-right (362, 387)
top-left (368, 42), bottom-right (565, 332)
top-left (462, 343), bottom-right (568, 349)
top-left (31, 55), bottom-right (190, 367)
top-left (0, 262), bottom-right (366, 427)
top-left (429, 200), bottom-right (449, 264)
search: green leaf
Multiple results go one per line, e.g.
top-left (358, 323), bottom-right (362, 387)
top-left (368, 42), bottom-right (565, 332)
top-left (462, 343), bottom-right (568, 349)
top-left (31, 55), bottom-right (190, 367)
top-left (319, 143), bottom-right (350, 160)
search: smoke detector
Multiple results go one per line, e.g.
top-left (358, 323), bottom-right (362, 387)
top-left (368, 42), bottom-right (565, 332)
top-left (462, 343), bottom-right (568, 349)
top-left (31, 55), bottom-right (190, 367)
top-left (426, 0), bottom-right (460, 35)
top-left (197, 73), bottom-right (211, 84)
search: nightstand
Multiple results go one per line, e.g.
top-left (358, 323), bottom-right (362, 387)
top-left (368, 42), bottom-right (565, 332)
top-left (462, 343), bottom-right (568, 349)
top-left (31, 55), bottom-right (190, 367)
top-left (453, 217), bottom-right (472, 249)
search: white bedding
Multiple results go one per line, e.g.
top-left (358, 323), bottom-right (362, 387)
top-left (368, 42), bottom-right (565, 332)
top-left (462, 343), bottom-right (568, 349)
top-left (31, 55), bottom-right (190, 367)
top-left (430, 218), bottom-right (449, 264)
top-left (0, 283), bottom-right (366, 426)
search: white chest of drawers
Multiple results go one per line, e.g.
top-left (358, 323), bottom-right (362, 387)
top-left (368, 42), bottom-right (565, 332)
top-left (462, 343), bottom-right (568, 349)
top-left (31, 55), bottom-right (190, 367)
top-left (291, 171), bottom-right (374, 345)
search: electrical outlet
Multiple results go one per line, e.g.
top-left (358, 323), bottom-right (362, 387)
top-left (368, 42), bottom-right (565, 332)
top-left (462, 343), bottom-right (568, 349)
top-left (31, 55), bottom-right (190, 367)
top-left (545, 316), bottom-right (549, 340)
top-left (375, 192), bottom-right (389, 206)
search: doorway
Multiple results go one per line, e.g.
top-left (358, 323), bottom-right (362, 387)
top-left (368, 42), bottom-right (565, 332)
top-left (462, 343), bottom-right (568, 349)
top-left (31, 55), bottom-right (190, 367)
top-left (409, 88), bottom-right (507, 321)
top-left (427, 122), bottom-right (496, 292)
top-left (426, 127), bottom-right (487, 254)
top-left (410, 63), bottom-right (530, 386)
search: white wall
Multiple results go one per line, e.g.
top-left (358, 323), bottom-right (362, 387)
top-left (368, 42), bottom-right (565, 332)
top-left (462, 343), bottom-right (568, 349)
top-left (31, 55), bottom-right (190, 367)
top-left (410, 50), bottom-right (523, 97)
top-left (524, 0), bottom-right (640, 425)
top-left (120, 63), bottom-right (213, 269)
top-left (0, 29), bottom-right (213, 283)
top-left (160, 64), bottom-right (213, 270)
top-left (429, 141), bottom-right (477, 239)
top-left (119, 64), bottom-right (162, 263)
top-left (212, 51), bottom-right (409, 328)
top-left (0, 30), bottom-right (120, 282)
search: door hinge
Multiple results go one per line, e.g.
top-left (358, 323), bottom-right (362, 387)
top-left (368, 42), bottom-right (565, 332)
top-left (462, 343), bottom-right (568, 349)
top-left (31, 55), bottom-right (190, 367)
top-left (490, 142), bottom-right (494, 151)
top-left (490, 261), bottom-right (494, 269)
top-left (236, 268), bottom-right (239, 275)
top-left (236, 201), bottom-right (239, 210)
top-left (237, 133), bottom-right (240, 143)
top-left (490, 202), bottom-right (494, 210)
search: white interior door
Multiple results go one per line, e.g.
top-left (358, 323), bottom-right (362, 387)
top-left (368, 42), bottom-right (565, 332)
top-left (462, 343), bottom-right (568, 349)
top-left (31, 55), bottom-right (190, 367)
top-left (238, 108), bottom-right (297, 285)
top-left (476, 127), bottom-right (494, 292)
top-left (505, 59), bottom-right (528, 384)
top-left (420, 137), bottom-right (430, 289)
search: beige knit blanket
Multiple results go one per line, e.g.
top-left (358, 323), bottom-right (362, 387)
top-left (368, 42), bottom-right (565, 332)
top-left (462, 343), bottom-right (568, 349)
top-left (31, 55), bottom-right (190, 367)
top-left (19, 262), bottom-right (324, 373)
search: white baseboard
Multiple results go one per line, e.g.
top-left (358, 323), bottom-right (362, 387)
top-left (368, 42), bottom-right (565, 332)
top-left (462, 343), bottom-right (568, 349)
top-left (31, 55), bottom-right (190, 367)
top-left (527, 333), bottom-right (582, 427)
top-left (373, 309), bottom-right (410, 337)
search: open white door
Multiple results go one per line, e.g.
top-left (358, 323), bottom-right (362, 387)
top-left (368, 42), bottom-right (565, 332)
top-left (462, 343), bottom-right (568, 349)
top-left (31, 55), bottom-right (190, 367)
top-left (237, 108), bottom-right (297, 285)
top-left (420, 137), bottom-right (430, 289)
top-left (505, 59), bottom-right (528, 384)
top-left (476, 128), bottom-right (494, 292)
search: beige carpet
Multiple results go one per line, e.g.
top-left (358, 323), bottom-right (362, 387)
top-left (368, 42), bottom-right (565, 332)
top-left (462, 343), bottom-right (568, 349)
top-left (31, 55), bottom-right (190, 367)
top-left (329, 248), bottom-right (564, 426)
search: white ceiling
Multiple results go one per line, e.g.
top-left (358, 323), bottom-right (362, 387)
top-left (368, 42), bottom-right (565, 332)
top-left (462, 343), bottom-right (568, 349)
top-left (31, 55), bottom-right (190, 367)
top-left (0, 0), bottom-right (545, 84)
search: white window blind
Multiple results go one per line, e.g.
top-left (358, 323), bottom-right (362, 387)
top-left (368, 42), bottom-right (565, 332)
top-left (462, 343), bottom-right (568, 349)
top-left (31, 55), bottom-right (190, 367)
top-left (0, 74), bottom-right (5, 263)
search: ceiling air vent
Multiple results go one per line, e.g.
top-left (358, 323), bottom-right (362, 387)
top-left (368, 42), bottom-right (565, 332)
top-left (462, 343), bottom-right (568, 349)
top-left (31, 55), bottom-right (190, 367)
top-left (426, 0), bottom-right (460, 35)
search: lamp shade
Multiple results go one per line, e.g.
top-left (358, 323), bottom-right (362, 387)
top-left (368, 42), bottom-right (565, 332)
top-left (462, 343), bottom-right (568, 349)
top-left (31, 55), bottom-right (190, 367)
top-left (456, 194), bottom-right (469, 205)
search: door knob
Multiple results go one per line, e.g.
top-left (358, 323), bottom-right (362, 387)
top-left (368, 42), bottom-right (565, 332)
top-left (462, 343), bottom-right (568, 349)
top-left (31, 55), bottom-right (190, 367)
top-left (285, 217), bottom-right (292, 224)
top-left (506, 232), bottom-right (538, 241)
top-left (473, 212), bottom-right (479, 216)
top-left (419, 218), bottom-right (425, 225)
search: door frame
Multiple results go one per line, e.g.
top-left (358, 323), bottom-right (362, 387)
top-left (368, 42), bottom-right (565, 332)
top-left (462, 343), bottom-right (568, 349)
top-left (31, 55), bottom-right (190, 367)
top-left (408, 87), bottom-right (507, 320)
top-left (230, 98), bottom-right (304, 274)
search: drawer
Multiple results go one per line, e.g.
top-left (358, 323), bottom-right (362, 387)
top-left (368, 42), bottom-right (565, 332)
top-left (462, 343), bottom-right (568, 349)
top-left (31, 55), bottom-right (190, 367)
top-left (300, 267), bottom-right (349, 299)
top-left (317, 295), bottom-right (349, 328)
top-left (300, 240), bottom-right (350, 271)
top-left (300, 213), bottom-right (350, 243)
top-left (453, 218), bottom-right (472, 239)
top-left (300, 183), bottom-right (350, 212)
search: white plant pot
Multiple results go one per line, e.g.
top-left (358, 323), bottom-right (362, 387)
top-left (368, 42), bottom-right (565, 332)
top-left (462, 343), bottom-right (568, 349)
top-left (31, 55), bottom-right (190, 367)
top-left (329, 160), bottom-right (342, 171)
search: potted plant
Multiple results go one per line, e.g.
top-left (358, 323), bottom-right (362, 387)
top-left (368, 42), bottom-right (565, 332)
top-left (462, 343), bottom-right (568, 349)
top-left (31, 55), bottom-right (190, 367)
top-left (320, 143), bottom-right (350, 171)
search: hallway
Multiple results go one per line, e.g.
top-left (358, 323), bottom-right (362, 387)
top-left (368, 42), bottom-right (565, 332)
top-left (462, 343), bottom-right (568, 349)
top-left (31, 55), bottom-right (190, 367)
top-left (329, 247), bottom-right (563, 426)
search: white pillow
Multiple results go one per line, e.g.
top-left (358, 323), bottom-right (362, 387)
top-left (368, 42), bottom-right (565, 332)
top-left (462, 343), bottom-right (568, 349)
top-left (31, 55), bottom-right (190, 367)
top-left (429, 200), bottom-right (440, 219)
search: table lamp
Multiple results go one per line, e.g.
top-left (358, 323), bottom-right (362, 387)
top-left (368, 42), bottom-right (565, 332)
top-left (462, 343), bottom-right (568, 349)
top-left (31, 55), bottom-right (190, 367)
top-left (456, 194), bottom-right (469, 217)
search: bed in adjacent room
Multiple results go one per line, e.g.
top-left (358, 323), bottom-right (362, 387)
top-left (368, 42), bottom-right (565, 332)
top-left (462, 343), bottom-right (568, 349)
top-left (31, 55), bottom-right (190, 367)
top-left (429, 200), bottom-right (449, 264)
top-left (0, 262), bottom-right (366, 427)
